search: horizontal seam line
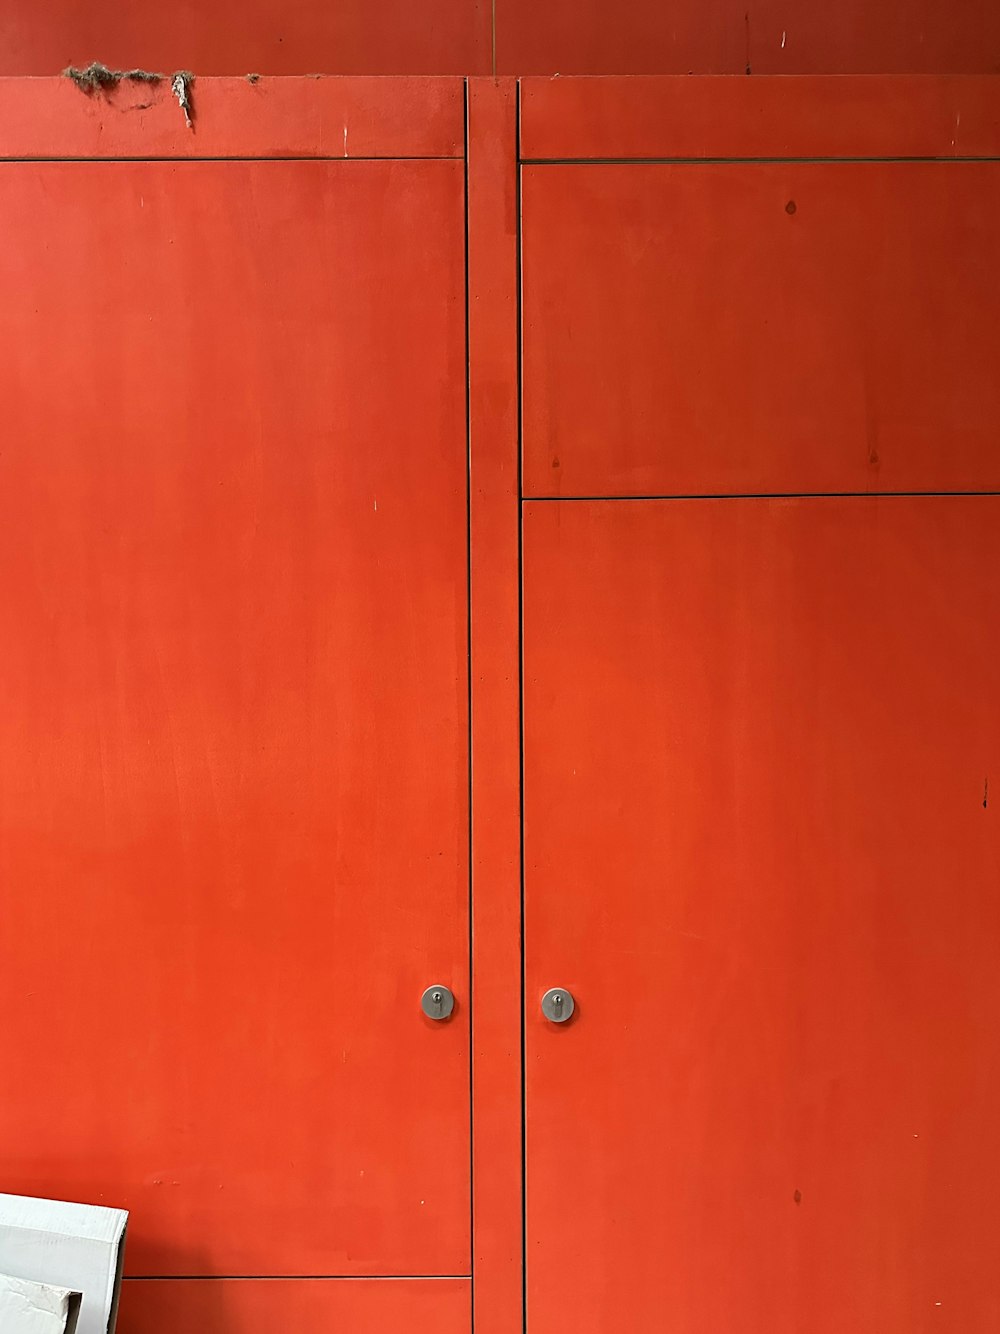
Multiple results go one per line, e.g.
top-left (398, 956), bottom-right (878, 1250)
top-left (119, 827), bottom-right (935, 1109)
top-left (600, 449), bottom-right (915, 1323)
top-left (123, 1275), bottom-right (472, 1282)
top-left (520, 156), bottom-right (1000, 166)
top-left (0, 154), bottom-right (463, 164)
top-left (523, 491), bottom-right (1000, 502)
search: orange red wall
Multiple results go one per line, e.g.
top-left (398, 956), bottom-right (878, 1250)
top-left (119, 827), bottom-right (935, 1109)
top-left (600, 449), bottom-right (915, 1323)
top-left (3, 0), bottom-right (999, 77)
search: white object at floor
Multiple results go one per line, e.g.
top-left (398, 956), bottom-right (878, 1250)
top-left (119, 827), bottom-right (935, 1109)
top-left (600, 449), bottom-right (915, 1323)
top-left (0, 1195), bottom-right (127, 1334)
top-left (0, 1273), bottom-right (82, 1334)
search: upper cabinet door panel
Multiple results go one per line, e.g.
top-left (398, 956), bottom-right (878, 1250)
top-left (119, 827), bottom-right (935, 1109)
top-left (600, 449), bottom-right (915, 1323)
top-left (522, 162), bottom-right (1000, 497)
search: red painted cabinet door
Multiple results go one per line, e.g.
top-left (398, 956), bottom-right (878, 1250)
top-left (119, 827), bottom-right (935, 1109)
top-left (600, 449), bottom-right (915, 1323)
top-left (521, 79), bottom-right (1000, 1334)
top-left (0, 148), bottom-right (470, 1287)
top-left (523, 497), bottom-right (1000, 1333)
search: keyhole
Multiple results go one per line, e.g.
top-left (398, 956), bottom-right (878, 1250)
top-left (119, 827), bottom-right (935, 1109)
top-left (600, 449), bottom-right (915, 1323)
top-left (542, 987), bottom-right (575, 1022)
top-left (421, 985), bottom-right (454, 1020)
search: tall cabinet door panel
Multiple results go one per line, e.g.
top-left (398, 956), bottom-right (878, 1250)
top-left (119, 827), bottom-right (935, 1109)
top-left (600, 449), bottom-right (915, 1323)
top-left (0, 150), bottom-right (470, 1280)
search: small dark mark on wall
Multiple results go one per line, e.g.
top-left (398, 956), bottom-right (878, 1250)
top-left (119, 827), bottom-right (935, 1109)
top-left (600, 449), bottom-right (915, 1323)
top-left (984, 778), bottom-right (989, 809)
top-left (785, 199), bottom-right (797, 215)
top-left (246, 72), bottom-right (261, 84)
top-left (793, 1189), bottom-right (802, 1204)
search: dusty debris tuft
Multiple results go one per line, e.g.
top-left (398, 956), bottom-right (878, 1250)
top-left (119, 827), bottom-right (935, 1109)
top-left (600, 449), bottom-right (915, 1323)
top-left (171, 70), bottom-right (195, 128)
top-left (63, 62), bottom-right (119, 92)
top-left (246, 72), bottom-right (261, 83)
top-left (63, 62), bottom-right (164, 93)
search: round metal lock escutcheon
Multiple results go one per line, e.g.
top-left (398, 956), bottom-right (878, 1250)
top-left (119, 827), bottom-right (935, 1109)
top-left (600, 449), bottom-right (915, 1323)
top-left (421, 985), bottom-right (455, 1021)
top-left (541, 987), bottom-right (575, 1023)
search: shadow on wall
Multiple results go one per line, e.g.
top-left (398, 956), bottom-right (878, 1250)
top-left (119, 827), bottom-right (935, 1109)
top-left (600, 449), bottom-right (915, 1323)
top-left (114, 1274), bottom-right (469, 1333)
top-left (1, 0), bottom-right (999, 77)
top-left (117, 1268), bottom-right (236, 1334)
